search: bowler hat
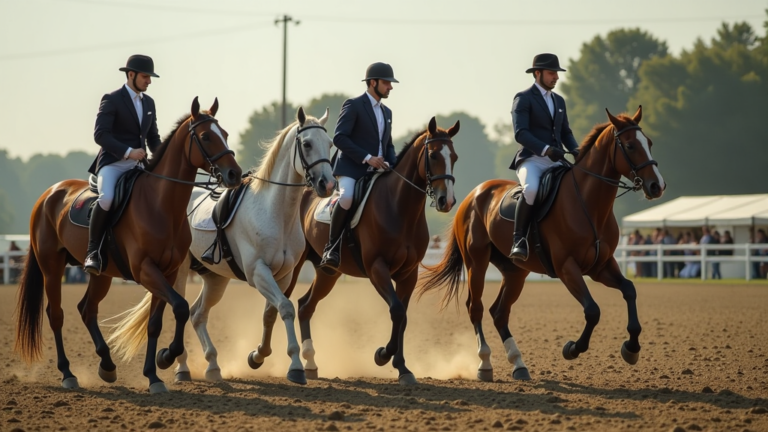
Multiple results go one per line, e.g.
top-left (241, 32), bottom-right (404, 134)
top-left (119, 55), bottom-right (159, 78)
top-left (525, 53), bottom-right (566, 74)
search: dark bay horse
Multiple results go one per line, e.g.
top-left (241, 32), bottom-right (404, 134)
top-left (419, 107), bottom-right (665, 382)
top-left (15, 97), bottom-right (242, 393)
top-left (257, 117), bottom-right (459, 385)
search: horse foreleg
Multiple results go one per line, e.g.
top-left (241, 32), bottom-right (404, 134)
top-left (188, 271), bottom-right (229, 381)
top-left (488, 261), bottom-right (531, 380)
top-left (76, 274), bottom-right (117, 384)
top-left (369, 262), bottom-right (415, 385)
top-left (250, 260), bottom-right (306, 385)
top-left (591, 258), bottom-right (642, 365)
top-left (297, 269), bottom-right (340, 379)
top-left (559, 258), bottom-right (600, 361)
top-left (171, 256), bottom-right (193, 382)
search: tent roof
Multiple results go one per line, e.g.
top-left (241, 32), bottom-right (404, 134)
top-left (622, 194), bottom-right (768, 228)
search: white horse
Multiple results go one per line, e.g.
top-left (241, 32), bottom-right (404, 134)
top-left (107, 107), bottom-right (335, 385)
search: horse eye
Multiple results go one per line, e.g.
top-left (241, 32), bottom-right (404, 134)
top-left (429, 151), bottom-right (438, 160)
top-left (302, 141), bottom-right (311, 149)
top-left (201, 132), bottom-right (210, 141)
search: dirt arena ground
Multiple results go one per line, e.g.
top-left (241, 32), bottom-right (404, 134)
top-left (1, 277), bottom-right (766, 432)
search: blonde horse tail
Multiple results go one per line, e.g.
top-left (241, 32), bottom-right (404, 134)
top-left (105, 292), bottom-right (153, 362)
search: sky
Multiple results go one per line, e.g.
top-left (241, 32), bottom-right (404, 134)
top-left (1, 0), bottom-right (766, 161)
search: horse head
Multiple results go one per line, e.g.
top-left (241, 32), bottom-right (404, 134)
top-left (187, 97), bottom-right (242, 188)
top-left (422, 117), bottom-right (460, 212)
top-left (293, 107), bottom-right (336, 197)
top-left (606, 106), bottom-right (665, 200)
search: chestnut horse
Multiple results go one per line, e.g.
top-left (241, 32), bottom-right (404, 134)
top-left (14, 98), bottom-right (242, 393)
top-left (418, 107), bottom-right (665, 382)
top-left (273, 117), bottom-right (460, 385)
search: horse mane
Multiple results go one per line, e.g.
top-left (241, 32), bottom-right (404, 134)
top-left (145, 111), bottom-right (214, 172)
top-left (575, 114), bottom-right (636, 163)
top-left (396, 127), bottom-right (452, 166)
top-left (249, 115), bottom-right (323, 192)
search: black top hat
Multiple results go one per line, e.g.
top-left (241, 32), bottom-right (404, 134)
top-left (119, 55), bottom-right (159, 78)
top-left (525, 53), bottom-right (566, 74)
top-left (362, 62), bottom-right (399, 83)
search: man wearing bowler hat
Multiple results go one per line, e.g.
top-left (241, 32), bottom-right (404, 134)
top-left (508, 53), bottom-right (579, 261)
top-left (318, 62), bottom-right (399, 273)
top-left (84, 54), bottom-right (162, 275)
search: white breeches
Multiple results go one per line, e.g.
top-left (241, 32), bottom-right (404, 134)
top-left (97, 159), bottom-right (139, 210)
top-left (337, 176), bottom-right (355, 210)
top-left (516, 156), bottom-right (560, 205)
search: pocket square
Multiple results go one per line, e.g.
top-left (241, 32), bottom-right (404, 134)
top-left (147, 111), bottom-right (152, 115)
top-left (388, 118), bottom-right (391, 123)
top-left (558, 109), bottom-right (562, 113)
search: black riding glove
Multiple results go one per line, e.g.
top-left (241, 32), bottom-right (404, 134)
top-left (545, 147), bottom-right (566, 162)
top-left (570, 148), bottom-right (580, 159)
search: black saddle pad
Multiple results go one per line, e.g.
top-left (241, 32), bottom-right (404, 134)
top-left (499, 164), bottom-right (571, 222)
top-left (69, 169), bottom-right (144, 228)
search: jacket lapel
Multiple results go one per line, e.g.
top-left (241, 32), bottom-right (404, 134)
top-left (382, 105), bottom-right (390, 142)
top-left (530, 84), bottom-right (554, 124)
top-left (361, 93), bottom-right (379, 132)
top-left (121, 86), bottom-right (141, 128)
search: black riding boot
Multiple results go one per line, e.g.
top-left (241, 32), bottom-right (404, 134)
top-left (319, 205), bottom-right (349, 273)
top-left (84, 204), bottom-right (109, 275)
top-left (509, 199), bottom-right (534, 261)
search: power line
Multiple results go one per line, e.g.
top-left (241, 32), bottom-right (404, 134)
top-left (0, 23), bottom-right (271, 62)
top-left (57, 0), bottom-right (278, 18)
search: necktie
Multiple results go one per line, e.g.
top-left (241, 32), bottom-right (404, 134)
top-left (134, 95), bottom-right (142, 126)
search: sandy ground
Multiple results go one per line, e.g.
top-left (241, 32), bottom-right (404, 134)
top-left (1, 277), bottom-right (767, 432)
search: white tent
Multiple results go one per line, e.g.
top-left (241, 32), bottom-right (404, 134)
top-left (622, 194), bottom-right (768, 229)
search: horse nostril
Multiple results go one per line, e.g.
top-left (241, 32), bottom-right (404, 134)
top-left (650, 182), bottom-right (661, 196)
top-left (318, 179), bottom-right (326, 191)
top-left (438, 196), bottom-right (447, 209)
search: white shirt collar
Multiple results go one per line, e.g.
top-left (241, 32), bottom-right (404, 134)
top-left (533, 81), bottom-right (552, 98)
top-left (124, 83), bottom-right (143, 100)
top-left (366, 91), bottom-right (381, 108)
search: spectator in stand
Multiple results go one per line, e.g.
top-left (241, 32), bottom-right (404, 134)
top-left (630, 230), bottom-right (644, 277)
top-left (8, 241), bottom-right (22, 284)
top-left (755, 229), bottom-right (768, 279)
top-left (429, 235), bottom-right (442, 249)
top-left (644, 233), bottom-right (657, 278)
top-left (679, 231), bottom-right (701, 278)
top-left (699, 227), bottom-right (715, 279)
top-left (710, 230), bottom-right (722, 279)
top-left (661, 229), bottom-right (677, 278)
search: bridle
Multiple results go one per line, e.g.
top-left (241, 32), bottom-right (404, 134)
top-left (250, 123), bottom-right (332, 187)
top-left (141, 116), bottom-right (236, 191)
top-left (389, 134), bottom-right (455, 206)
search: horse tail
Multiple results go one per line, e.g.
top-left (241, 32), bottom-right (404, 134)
top-left (14, 248), bottom-right (46, 363)
top-left (418, 223), bottom-right (465, 310)
top-left (105, 292), bottom-right (152, 362)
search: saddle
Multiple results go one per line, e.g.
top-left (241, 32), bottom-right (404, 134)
top-left (498, 164), bottom-right (571, 278)
top-left (68, 168), bottom-right (144, 280)
top-left (313, 172), bottom-right (383, 229)
top-left (198, 177), bottom-right (252, 281)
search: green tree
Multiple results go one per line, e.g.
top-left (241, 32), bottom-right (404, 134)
top-left (560, 28), bottom-right (668, 139)
top-left (237, 93), bottom-right (350, 170)
top-left (631, 19), bottom-right (768, 202)
top-left (0, 189), bottom-right (14, 234)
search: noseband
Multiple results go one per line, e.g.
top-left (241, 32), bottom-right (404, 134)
top-left (187, 116), bottom-right (235, 181)
top-left (421, 136), bottom-right (456, 202)
top-left (613, 125), bottom-right (659, 191)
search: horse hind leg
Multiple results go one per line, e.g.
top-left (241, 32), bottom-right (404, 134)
top-left (559, 258), bottom-right (600, 361)
top-left (488, 253), bottom-right (531, 380)
top-left (188, 271), bottom-right (230, 381)
top-left (247, 302), bottom-right (277, 370)
top-left (591, 259), bottom-right (642, 365)
top-left (76, 274), bottom-right (117, 383)
top-left (465, 244), bottom-right (493, 382)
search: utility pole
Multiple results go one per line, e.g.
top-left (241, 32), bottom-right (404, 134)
top-left (275, 15), bottom-right (300, 128)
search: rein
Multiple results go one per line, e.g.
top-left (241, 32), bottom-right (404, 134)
top-left (140, 116), bottom-right (235, 192)
top-left (249, 124), bottom-right (332, 187)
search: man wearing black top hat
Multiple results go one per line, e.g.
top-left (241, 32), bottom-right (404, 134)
top-left (508, 53), bottom-right (579, 261)
top-left (84, 54), bottom-right (161, 275)
top-left (318, 62), bottom-right (398, 272)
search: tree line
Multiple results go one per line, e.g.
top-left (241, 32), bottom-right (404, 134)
top-left (1, 13), bottom-right (766, 235)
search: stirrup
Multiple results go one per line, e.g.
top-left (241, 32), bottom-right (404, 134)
top-left (509, 238), bottom-right (529, 260)
top-left (84, 252), bottom-right (102, 275)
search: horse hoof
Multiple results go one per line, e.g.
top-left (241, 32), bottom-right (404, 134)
top-left (156, 348), bottom-right (173, 370)
top-left (98, 365), bottom-right (117, 383)
top-left (398, 373), bottom-right (418, 386)
top-left (62, 377), bottom-right (80, 389)
top-left (247, 351), bottom-right (264, 370)
top-left (374, 347), bottom-right (390, 366)
top-left (287, 369), bottom-right (307, 385)
top-left (562, 341), bottom-right (580, 360)
top-left (205, 368), bottom-right (222, 382)
top-left (477, 369), bottom-right (494, 382)
top-left (305, 368), bottom-right (319, 380)
top-left (621, 341), bottom-right (640, 365)
top-left (149, 382), bottom-right (169, 394)
top-left (175, 371), bottom-right (193, 382)
top-left (512, 367), bottom-right (532, 381)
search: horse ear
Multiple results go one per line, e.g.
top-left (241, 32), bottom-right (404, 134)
top-left (191, 96), bottom-right (200, 118)
top-left (447, 120), bottom-right (461, 137)
top-left (605, 108), bottom-right (620, 127)
top-left (428, 117), bottom-right (437, 136)
top-left (209, 98), bottom-right (219, 117)
top-left (297, 107), bottom-right (306, 126)
top-left (318, 107), bottom-right (330, 126)
top-left (632, 105), bottom-right (642, 124)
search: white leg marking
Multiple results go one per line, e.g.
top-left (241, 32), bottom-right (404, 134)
top-left (504, 336), bottom-right (527, 371)
top-left (477, 333), bottom-right (492, 371)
